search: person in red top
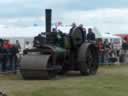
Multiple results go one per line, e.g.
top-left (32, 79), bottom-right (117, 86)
top-left (97, 39), bottom-right (104, 64)
top-left (3, 40), bottom-right (13, 49)
top-left (3, 40), bottom-right (14, 71)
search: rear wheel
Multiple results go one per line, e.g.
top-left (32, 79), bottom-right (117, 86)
top-left (78, 43), bottom-right (98, 75)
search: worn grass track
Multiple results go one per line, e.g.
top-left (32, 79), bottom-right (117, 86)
top-left (0, 64), bottom-right (128, 96)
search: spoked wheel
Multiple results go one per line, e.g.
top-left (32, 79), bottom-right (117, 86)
top-left (78, 43), bottom-right (98, 76)
top-left (84, 48), bottom-right (98, 75)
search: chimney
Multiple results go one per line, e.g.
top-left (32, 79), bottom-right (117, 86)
top-left (45, 9), bottom-right (52, 33)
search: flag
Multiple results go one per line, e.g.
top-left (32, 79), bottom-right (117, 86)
top-left (55, 21), bottom-right (62, 27)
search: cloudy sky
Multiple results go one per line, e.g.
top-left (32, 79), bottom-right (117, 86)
top-left (1, 0), bottom-right (128, 36)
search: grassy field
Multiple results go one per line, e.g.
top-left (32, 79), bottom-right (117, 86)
top-left (0, 65), bottom-right (128, 96)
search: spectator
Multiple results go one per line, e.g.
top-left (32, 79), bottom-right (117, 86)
top-left (3, 40), bottom-right (14, 71)
top-left (97, 39), bottom-right (104, 64)
top-left (24, 41), bottom-right (32, 49)
top-left (104, 39), bottom-right (111, 64)
top-left (120, 39), bottom-right (128, 63)
top-left (0, 41), bottom-right (7, 72)
top-left (109, 39), bottom-right (119, 63)
top-left (122, 39), bottom-right (128, 50)
top-left (109, 39), bottom-right (114, 57)
top-left (87, 28), bottom-right (96, 41)
top-left (15, 40), bottom-right (21, 51)
top-left (0, 39), bottom-right (3, 45)
top-left (9, 45), bottom-right (19, 72)
top-left (3, 40), bottom-right (13, 49)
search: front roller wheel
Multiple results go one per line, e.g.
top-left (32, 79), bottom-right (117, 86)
top-left (20, 54), bottom-right (59, 80)
top-left (78, 43), bottom-right (98, 75)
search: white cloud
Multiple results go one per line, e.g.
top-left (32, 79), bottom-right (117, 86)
top-left (0, 26), bottom-right (44, 37)
top-left (59, 8), bottom-right (128, 34)
top-left (0, 0), bottom-right (14, 3)
top-left (0, 16), bottom-right (45, 27)
top-left (1, 0), bottom-right (128, 37)
top-left (1, 8), bottom-right (128, 37)
top-left (62, 8), bottom-right (128, 23)
top-left (0, 0), bottom-right (72, 18)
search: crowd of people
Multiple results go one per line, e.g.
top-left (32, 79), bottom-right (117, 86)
top-left (97, 39), bottom-right (116, 64)
top-left (0, 39), bottom-right (20, 72)
top-left (97, 37), bottom-right (128, 64)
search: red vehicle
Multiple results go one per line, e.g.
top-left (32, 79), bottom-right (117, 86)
top-left (115, 34), bottom-right (128, 43)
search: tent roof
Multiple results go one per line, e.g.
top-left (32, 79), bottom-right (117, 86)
top-left (101, 33), bottom-right (121, 39)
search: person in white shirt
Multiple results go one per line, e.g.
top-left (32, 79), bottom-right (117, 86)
top-left (24, 41), bottom-right (32, 49)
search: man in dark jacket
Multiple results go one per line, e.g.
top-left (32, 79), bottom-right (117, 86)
top-left (69, 23), bottom-right (76, 36)
top-left (69, 23), bottom-right (77, 49)
top-left (33, 32), bottom-right (46, 47)
top-left (87, 28), bottom-right (96, 41)
top-left (9, 45), bottom-right (19, 72)
top-left (47, 28), bottom-right (58, 45)
top-left (77, 24), bottom-right (86, 42)
top-left (0, 42), bottom-right (7, 72)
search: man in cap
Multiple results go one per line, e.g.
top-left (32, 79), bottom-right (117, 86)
top-left (87, 28), bottom-right (96, 41)
top-left (77, 24), bottom-right (86, 42)
top-left (69, 22), bottom-right (77, 36)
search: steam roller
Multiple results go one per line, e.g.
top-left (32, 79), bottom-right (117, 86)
top-left (20, 45), bottom-right (66, 79)
top-left (19, 9), bottom-right (99, 80)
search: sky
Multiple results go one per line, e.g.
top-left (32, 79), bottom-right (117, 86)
top-left (1, 0), bottom-right (128, 37)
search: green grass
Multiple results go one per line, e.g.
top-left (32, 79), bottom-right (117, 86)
top-left (0, 65), bottom-right (128, 96)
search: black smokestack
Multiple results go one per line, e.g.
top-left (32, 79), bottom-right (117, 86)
top-left (45, 9), bottom-right (52, 32)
